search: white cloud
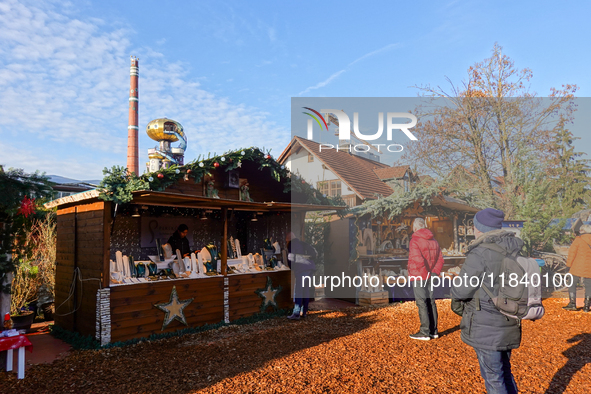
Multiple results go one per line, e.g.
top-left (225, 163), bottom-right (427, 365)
top-left (298, 43), bottom-right (400, 96)
top-left (298, 69), bottom-right (346, 96)
top-left (256, 59), bottom-right (273, 67)
top-left (350, 43), bottom-right (400, 66)
top-left (0, 140), bottom-right (108, 179)
top-left (268, 27), bottom-right (276, 42)
top-left (0, 0), bottom-right (288, 178)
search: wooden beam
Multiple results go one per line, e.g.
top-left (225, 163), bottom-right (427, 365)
top-left (102, 201), bottom-right (111, 289)
top-left (73, 206), bottom-right (78, 333)
top-left (221, 207), bottom-right (228, 276)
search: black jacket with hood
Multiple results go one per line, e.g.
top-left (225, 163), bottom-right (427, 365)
top-left (451, 229), bottom-right (524, 351)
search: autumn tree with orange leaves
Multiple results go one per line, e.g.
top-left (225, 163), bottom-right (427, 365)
top-left (405, 43), bottom-right (585, 219)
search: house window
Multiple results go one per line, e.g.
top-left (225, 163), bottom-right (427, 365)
top-left (330, 180), bottom-right (341, 197)
top-left (317, 180), bottom-right (341, 197)
top-left (54, 191), bottom-right (73, 199)
top-left (308, 153), bottom-right (314, 162)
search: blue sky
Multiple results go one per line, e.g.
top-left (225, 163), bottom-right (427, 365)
top-left (0, 0), bottom-right (590, 179)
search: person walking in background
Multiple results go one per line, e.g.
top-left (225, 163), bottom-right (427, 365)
top-left (286, 232), bottom-right (317, 320)
top-left (408, 218), bottom-right (444, 341)
top-left (452, 208), bottom-right (522, 394)
top-left (563, 224), bottom-right (591, 312)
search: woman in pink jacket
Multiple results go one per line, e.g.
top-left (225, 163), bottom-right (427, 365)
top-left (408, 218), bottom-right (445, 341)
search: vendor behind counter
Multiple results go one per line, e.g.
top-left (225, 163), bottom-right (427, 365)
top-left (167, 224), bottom-right (193, 257)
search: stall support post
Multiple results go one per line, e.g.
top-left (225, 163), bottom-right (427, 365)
top-left (73, 206), bottom-right (78, 332)
top-left (453, 215), bottom-right (458, 253)
top-left (221, 207), bottom-right (228, 275)
top-left (102, 201), bottom-right (112, 289)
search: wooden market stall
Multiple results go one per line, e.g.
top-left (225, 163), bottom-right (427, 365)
top-left (323, 195), bottom-right (479, 302)
top-left (46, 153), bottom-right (341, 344)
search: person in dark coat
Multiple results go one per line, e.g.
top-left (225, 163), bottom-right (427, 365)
top-left (167, 224), bottom-right (192, 257)
top-left (408, 218), bottom-right (445, 341)
top-left (452, 208), bottom-right (522, 394)
top-left (286, 232), bottom-right (317, 320)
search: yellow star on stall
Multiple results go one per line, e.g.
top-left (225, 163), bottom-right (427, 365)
top-left (154, 286), bottom-right (194, 330)
top-left (255, 276), bottom-right (283, 312)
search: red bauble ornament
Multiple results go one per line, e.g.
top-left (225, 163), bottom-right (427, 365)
top-left (213, 162), bottom-right (220, 168)
top-left (301, 180), bottom-right (306, 184)
top-left (157, 173), bottom-right (164, 179)
top-left (266, 154), bottom-right (271, 160)
top-left (187, 169), bottom-right (192, 174)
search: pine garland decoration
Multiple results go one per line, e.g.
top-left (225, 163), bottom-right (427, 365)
top-left (98, 147), bottom-right (346, 208)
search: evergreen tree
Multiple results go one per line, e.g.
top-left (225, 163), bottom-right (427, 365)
top-left (550, 126), bottom-right (591, 216)
top-left (0, 166), bottom-right (53, 293)
top-left (510, 157), bottom-right (564, 255)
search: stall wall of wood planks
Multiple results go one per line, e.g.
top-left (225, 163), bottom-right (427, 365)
top-left (55, 201), bottom-right (110, 337)
top-left (109, 277), bottom-right (224, 343)
top-left (109, 271), bottom-right (291, 343)
top-left (228, 271), bottom-right (291, 321)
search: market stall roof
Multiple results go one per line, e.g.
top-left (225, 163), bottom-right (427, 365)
top-left (434, 195), bottom-right (479, 213)
top-left (44, 189), bottom-right (344, 213)
top-left (346, 193), bottom-right (479, 218)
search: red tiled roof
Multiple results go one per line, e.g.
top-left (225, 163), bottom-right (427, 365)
top-left (373, 165), bottom-right (409, 180)
top-left (280, 137), bottom-right (395, 200)
top-left (417, 175), bottom-right (436, 186)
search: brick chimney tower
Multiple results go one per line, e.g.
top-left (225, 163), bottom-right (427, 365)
top-left (127, 56), bottom-right (139, 174)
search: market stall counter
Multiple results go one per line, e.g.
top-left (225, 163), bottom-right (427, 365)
top-left (46, 152), bottom-right (344, 345)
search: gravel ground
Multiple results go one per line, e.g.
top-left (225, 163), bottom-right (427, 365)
top-left (1, 298), bottom-right (590, 393)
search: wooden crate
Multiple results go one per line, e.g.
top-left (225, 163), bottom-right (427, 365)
top-left (358, 290), bottom-right (389, 305)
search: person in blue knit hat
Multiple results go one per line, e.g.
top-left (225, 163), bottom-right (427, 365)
top-left (474, 208), bottom-right (505, 233)
top-left (452, 208), bottom-right (524, 394)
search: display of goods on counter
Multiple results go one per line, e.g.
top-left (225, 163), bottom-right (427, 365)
top-left (445, 266), bottom-right (462, 277)
top-left (385, 248), bottom-right (409, 257)
top-left (442, 248), bottom-right (464, 257)
top-left (110, 246), bottom-right (290, 286)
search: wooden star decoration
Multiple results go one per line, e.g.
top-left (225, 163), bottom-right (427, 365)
top-left (236, 160), bottom-right (242, 168)
top-left (255, 276), bottom-right (282, 312)
top-left (154, 286), bottom-right (194, 330)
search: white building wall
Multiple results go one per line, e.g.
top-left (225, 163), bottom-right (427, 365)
top-left (285, 149), bottom-right (339, 188)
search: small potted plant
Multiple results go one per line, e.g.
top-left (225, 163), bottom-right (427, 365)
top-left (10, 259), bottom-right (39, 332)
top-left (38, 284), bottom-right (54, 321)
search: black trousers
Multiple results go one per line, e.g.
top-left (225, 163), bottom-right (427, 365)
top-left (412, 277), bottom-right (438, 336)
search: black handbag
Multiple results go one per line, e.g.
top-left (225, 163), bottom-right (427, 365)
top-left (451, 299), bottom-right (465, 316)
